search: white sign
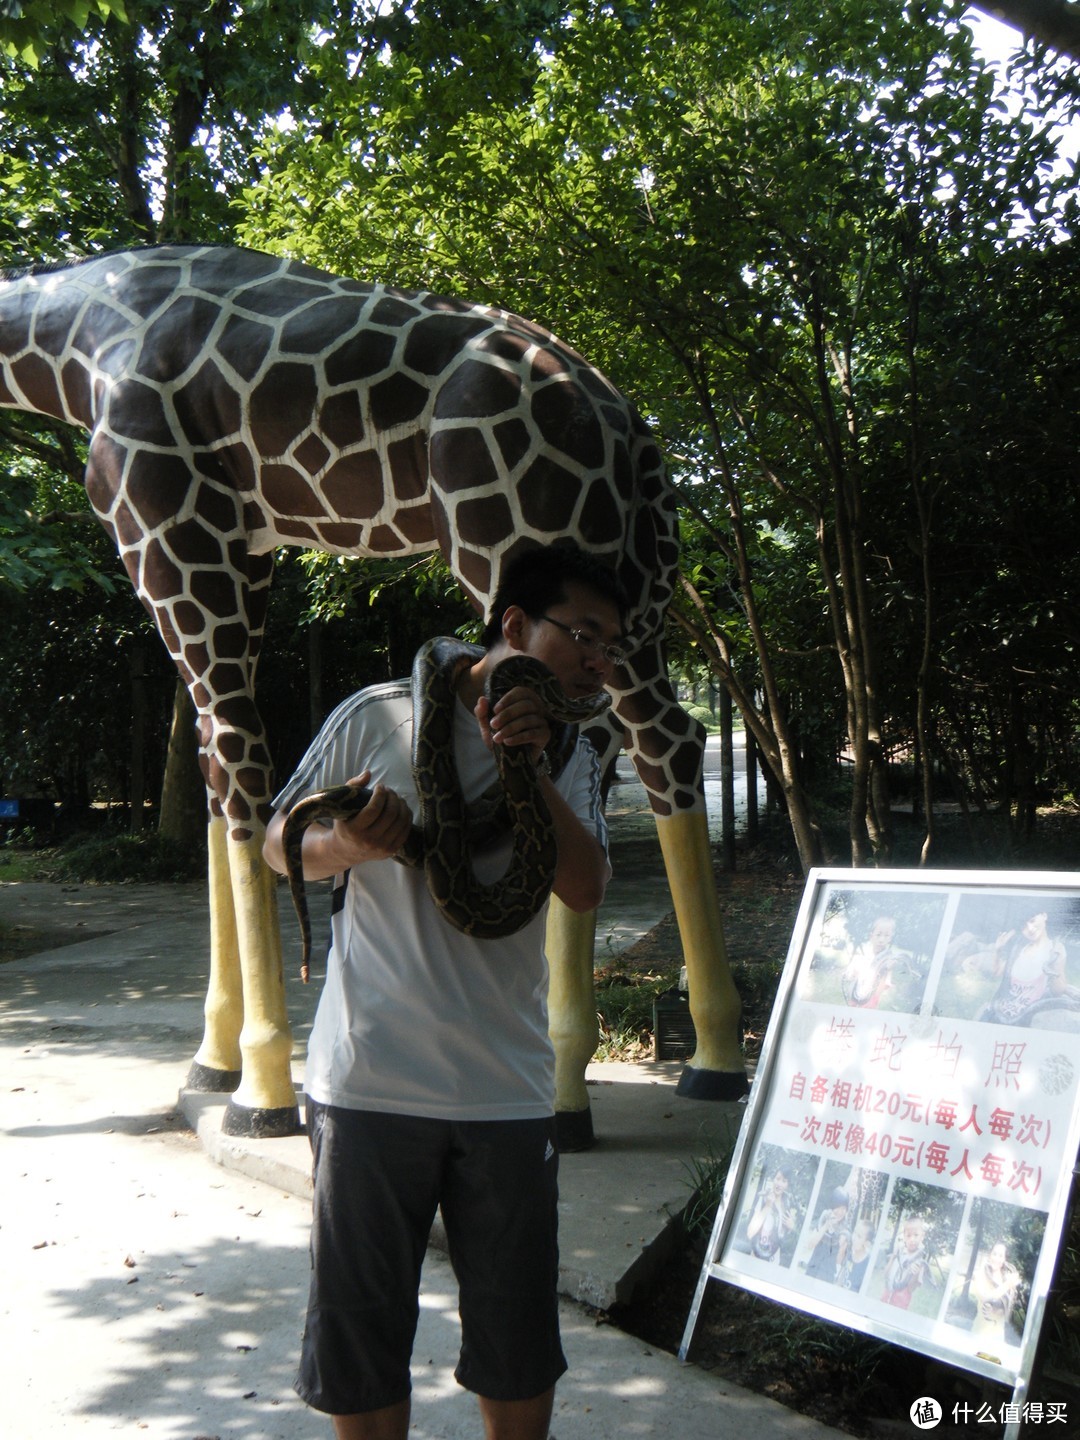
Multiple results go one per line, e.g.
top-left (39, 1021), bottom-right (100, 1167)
top-left (681, 869), bottom-right (1080, 1411)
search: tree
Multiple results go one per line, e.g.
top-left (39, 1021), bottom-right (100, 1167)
top-left (240, 0), bottom-right (1079, 868)
top-left (0, 0), bottom-right (128, 67)
top-left (0, 1), bottom-right (367, 825)
top-left (0, 516), bottom-right (175, 816)
top-left (4, 0), bottom-right (1078, 869)
top-left (972, 0), bottom-right (1080, 59)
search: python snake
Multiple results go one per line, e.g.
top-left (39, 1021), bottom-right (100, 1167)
top-left (282, 636), bottom-right (611, 981)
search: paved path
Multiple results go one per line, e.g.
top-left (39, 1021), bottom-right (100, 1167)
top-left (1, 807), bottom-right (847, 1438)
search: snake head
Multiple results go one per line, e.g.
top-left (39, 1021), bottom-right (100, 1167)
top-left (486, 654), bottom-right (612, 722)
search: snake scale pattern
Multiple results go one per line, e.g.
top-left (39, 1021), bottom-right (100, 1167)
top-left (282, 636), bottom-right (611, 981)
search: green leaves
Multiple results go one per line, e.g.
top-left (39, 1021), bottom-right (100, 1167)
top-left (0, 0), bottom-right (129, 67)
top-left (3, 0), bottom-right (1078, 844)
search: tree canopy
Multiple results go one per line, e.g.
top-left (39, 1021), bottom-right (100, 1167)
top-left (1, 0), bottom-right (1078, 866)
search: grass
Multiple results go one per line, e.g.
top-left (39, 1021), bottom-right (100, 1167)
top-left (591, 953), bottom-right (785, 1064)
top-left (681, 1122), bottom-right (741, 1238)
top-left (0, 846), bottom-right (49, 882)
top-left (0, 825), bottom-right (205, 885)
top-left (593, 964), bottom-right (678, 1060)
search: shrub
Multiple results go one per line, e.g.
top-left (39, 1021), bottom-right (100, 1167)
top-left (44, 829), bottom-right (205, 884)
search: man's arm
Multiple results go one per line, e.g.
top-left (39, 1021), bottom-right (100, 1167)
top-left (477, 686), bottom-right (610, 914)
top-left (537, 771), bottom-right (611, 913)
top-left (262, 771), bottom-right (414, 880)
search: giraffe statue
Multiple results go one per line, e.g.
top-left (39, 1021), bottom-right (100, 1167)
top-left (0, 244), bottom-right (747, 1142)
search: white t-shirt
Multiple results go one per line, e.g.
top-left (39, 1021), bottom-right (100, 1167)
top-left (274, 675), bottom-right (609, 1121)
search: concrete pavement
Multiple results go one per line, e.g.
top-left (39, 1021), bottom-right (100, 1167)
top-left (1, 779), bottom-right (848, 1439)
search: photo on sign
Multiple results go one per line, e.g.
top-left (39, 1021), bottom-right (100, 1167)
top-left (868, 1179), bottom-right (965, 1320)
top-left (943, 1197), bottom-right (1046, 1358)
top-left (934, 894), bottom-right (1080, 1034)
top-left (728, 1142), bottom-right (817, 1269)
top-left (799, 886), bottom-right (948, 1014)
top-left (791, 1159), bottom-right (888, 1293)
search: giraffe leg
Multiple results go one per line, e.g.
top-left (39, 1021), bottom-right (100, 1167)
top-left (546, 896), bottom-right (600, 1151)
top-left (220, 827), bottom-right (301, 1136)
top-left (613, 651), bottom-right (749, 1101)
top-left (108, 505), bottom-right (298, 1137)
top-left (185, 800), bottom-right (300, 1135)
top-left (185, 813), bottom-right (243, 1091)
top-left (654, 812), bottom-right (748, 1097)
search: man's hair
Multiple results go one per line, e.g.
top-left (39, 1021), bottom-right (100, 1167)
top-left (481, 542), bottom-right (629, 648)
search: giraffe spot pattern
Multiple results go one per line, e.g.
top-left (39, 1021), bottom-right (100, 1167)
top-left (0, 244), bottom-right (700, 832)
top-left (175, 360), bottom-right (242, 445)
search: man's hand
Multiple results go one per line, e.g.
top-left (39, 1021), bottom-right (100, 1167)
top-left (475, 687), bottom-right (553, 767)
top-left (330, 771), bottom-right (414, 865)
top-left (263, 770), bottom-right (414, 881)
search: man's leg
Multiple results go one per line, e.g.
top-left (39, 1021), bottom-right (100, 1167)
top-left (443, 1120), bottom-right (566, 1425)
top-left (297, 1105), bottom-right (444, 1424)
top-left (332, 1400), bottom-right (411, 1440)
top-left (478, 1387), bottom-right (554, 1440)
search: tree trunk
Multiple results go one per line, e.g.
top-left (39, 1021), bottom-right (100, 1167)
top-left (159, 679), bottom-right (207, 845)
top-left (129, 639), bottom-right (146, 834)
top-left (719, 685), bottom-right (736, 871)
top-left (744, 723), bottom-right (759, 846)
top-left (675, 573), bottom-right (825, 873)
top-left (308, 619), bottom-right (324, 742)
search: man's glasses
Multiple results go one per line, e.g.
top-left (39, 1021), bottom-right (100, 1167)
top-left (539, 615), bottom-right (628, 668)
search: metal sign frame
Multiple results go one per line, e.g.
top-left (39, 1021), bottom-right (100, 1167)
top-left (680, 869), bottom-right (1080, 1435)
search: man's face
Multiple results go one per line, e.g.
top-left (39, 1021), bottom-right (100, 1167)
top-left (523, 580), bottom-right (626, 699)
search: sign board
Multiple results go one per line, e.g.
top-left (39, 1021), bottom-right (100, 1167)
top-left (681, 869), bottom-right (1080, 1428)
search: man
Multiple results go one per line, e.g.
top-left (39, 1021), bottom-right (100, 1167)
top-left (264, 542), bottom-right (628, 1440)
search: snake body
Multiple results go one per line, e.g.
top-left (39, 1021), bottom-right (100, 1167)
top-left (282, 636), bottom-right (611, 980)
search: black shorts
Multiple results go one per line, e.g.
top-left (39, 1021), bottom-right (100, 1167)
top-left (295, 1099), bottom-right (567, 1416)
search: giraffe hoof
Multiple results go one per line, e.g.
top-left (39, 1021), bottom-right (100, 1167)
top-left (184, 1060), bottom-right (242, 1094)
top-left (221, 1097), bottom-right (303, 1139)
top-left (555, 1106), bottom-right (596, 1152)
top-left (675, 1065), bottom-right (750, 1101)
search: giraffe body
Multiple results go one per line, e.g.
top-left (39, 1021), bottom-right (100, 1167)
top-left (1, 245), bottom-right (745, 1137)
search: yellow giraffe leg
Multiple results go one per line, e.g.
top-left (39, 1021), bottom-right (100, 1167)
top-left (546, 896), bottom-right (599, 1151)
top-left (220, 830), bottom-right (302, 1136)
top-left (655, 811), bottom-right (748, 1098)
top-left (186, 815), bottom-right (243, 1089)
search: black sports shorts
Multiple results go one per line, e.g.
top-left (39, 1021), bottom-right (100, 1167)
top-left (294, 1099), bottom-right (567, 1415)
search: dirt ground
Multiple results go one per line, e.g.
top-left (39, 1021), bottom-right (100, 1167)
top-left (0, 879), bottom-right (159, 963)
